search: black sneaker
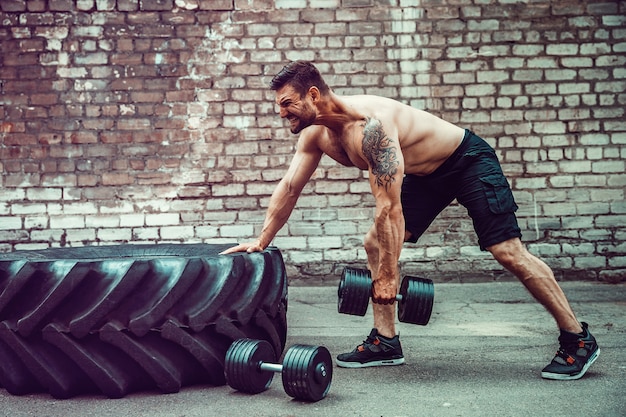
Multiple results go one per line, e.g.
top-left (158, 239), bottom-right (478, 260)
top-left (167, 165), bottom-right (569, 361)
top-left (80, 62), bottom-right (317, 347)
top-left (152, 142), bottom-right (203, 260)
top-left (541, 322), bottom-right (600, 380)
top-left (336, 328), bottom-right (404, 368)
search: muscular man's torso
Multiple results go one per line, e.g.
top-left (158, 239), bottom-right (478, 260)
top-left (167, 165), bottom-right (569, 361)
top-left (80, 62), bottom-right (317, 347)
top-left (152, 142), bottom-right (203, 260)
top-left (305, 95), bottom-right (466, 176)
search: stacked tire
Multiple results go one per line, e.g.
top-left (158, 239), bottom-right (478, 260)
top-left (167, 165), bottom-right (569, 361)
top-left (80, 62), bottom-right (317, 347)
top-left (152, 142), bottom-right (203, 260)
top-left (0, 244), bottom-right (288, 398)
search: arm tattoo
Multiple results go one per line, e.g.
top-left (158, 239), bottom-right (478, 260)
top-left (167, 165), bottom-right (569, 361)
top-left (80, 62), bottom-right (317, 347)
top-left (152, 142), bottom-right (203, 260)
top-left (361, 117), bottom-right (399, 190)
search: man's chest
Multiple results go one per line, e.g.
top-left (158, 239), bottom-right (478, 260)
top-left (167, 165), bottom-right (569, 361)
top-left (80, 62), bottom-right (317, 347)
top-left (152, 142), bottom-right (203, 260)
top-left (318, 127), bottom-right (368, 170)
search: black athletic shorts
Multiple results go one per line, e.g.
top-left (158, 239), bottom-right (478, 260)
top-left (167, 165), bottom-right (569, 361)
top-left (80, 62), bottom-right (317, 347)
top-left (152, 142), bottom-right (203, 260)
top-left (402, 129), bottom-right (522, 250)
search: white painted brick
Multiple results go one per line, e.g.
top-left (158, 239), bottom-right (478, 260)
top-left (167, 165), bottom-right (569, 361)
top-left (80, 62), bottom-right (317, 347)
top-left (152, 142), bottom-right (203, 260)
top-left (11, 204), bottom-right (47, 215)
top-left (543, 203), bottom-right (576, 216)
top-left (100, 202), bottom-right (136, 214)
top-left (533, 122), bottom-right (566, 134)
top-left (246, 183), bottom-right (277, 196)
top-left (527, 57), bottom-right (558, 68)
top-left (0, 216), bottom-right (22, 230)
top-left (323, 220), bottom-right (358, 235)
top-left (31, 229), bottom-right (65, 241)
top-left (120, 213), bottom-right (145, 227)
top-left (160, 226), bottom-right (195, 240)
top-left (26, 188), bottom-right (62, 201)
top-left (308, 236), bottom-right (342, 249)
top-left (195, 226), bottom-right (219, 239)
top-left (324, 248), bottom-right (360, 262)
top-left (302, 209), bottom-right (338, 221)
top-left (573, 256), bottom-right (606, 269)
top-left (528, 243), bottom-right (561, 255)
top-left (562, 243), bottom-right (595, 255)
top-left (586, 148), bottom-right (603, 160)
top-left (133, 228), bottom-right (160, 240)
top-left (559, 161), bottom-right (592, 173)
top-left (97, 228), bottom-right (131, 241)
top-left (546, 44), bottom-right (578, 55)
top-left (561, 57), bottom-right (594, 68)
top-left (24, 216), bottom-right (48, 229)
top-left (611, 201), bottom-right (626, 214)
top-left (273, 236), bottom-right (307, 250)
top-left (328, 194), bottom-right (361, 207)
top-left (289, 222), bottom-right (324, 236)
top-left (49, 215), bottom-right (85, 229)
top-left (574, 175), bottom-right (606, 187)
top-left (577, 202), bottom-right (610, 215)
top-left (145, 213), bottom-right (179, 226)
top-left (85, 215), bottom-right (119, 228)
top-left (0, 189), bottom-right (25, 201)
top-left (219, 224), bottom-right (254, 238)
top-left (592, 160), bottom-right (625, 173)
top-left (559, 83), bottom-right (591, 94)
top-left (14, 243), bottom-right (50, 250)
top-left (467, 86), bottom-right (498, 101)
top-left (286, 250), bottom-right (323, 264)
top-left (515, 178), bottom-right (546, 189)
top-left (212, 184), bottom-right (245, 197)
top-left (545, 69), bottom-right (576, 80)
top-left (64, 203), bottom-right (99, 215)
top-left (608, 257), bottom-right (626, 268)
top-left (65, 228), bottom-right (96, 242)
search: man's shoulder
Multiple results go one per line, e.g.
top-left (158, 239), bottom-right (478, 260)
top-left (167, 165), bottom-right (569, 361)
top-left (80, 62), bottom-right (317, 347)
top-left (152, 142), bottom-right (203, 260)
top-left (299, 125), bottom-right (330, 142)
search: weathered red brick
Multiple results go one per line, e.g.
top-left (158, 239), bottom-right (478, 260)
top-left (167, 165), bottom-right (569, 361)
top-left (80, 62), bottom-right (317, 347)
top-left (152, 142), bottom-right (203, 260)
top-left (130, 91), bottom-right (165, 103)
top-left (118, 0), bottom-right (139, 11)
top-left (140, 0), bottom-right (173, 11)
top-left (198, 0), bottom-right (233, 11)
top-left (102, 172), bottom-right (133, 185)
top-left (1, 1), bottom-right (26, 12)
top-left (137, 173), bottom-right (172, 184)
top-left (67, 132), bottom-right (98, 144)
top-left (49, 0), bottom-right (74, 11)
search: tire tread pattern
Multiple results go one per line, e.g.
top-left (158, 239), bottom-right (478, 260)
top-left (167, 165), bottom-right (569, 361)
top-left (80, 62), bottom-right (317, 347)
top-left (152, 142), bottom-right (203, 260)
top-left (0, 244), bottom-right (288, 398)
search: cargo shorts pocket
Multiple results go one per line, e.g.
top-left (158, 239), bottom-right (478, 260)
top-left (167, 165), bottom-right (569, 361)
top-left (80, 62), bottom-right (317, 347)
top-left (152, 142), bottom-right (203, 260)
top-left (479, 174), bottom-right (518, 214)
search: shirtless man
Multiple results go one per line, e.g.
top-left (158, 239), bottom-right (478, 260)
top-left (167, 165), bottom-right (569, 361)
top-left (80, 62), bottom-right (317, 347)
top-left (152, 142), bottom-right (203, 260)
top-left (222, 61), bottom-right (599, 380)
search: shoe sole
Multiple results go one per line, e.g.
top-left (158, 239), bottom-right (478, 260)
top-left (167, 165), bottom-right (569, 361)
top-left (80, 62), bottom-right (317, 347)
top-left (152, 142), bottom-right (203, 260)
top-left (541, 348), bottom-right (600, 381)
top-left (336, 357), bottom-right (405, 368)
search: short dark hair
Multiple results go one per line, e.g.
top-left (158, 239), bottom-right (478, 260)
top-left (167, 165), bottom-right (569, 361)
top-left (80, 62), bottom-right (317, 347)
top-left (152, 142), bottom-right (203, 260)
top-left (269, 61), bottom-right (330, 97)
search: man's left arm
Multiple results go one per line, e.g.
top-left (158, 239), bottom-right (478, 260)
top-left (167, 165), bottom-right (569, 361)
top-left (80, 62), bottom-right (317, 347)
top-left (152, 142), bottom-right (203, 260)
top-left (361, 118), bottom-right (405, 305)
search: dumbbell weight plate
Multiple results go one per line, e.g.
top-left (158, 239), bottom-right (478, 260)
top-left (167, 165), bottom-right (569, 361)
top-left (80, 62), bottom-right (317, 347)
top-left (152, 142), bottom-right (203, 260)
top-left (397, 276), bottom-right (434, 325)
top-left (282, 344), bottom-right (333, 402)
top-left (224, 338), bottom-right (275, 394)
top-left (338, 267), bottom-right (371, 316)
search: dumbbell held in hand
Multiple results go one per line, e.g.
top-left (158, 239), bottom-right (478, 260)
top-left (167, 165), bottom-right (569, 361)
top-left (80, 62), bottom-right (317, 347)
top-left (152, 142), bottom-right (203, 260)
top-left (224, 338), bottom-right (333, 402)
top-left (337, 267), bottom-right (434, 325)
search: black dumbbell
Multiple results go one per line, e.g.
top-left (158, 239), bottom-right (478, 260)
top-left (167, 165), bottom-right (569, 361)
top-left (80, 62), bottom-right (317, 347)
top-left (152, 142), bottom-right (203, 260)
top-left (224, 338), bottom-right (333, 402)
top-left (338, 267), bottom-right (434, 325)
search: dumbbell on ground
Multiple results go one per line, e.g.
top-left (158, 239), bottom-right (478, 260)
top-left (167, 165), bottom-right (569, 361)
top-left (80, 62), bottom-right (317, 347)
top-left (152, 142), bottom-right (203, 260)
top-left (338, 267), bottom-right (434, 325)
top-left (224, 338), bottom-right (333, 402)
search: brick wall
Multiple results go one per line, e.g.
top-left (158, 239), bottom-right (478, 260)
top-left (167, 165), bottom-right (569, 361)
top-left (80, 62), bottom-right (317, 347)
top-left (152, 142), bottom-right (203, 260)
top-left (0, 0), bottom-right (624, 284)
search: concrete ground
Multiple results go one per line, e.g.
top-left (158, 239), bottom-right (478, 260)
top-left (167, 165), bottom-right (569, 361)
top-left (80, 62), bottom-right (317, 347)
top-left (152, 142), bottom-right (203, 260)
top-left (1, 281), bottom-right (624, 417)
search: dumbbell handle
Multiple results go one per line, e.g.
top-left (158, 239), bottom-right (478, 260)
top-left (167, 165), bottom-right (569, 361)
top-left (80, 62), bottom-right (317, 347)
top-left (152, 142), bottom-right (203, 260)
top-left (259, 362), bottom-right (283, 373)
top-left (371, 284), bottom-right (403, 302)
top-left (259, 361), bottom-right (330, 379)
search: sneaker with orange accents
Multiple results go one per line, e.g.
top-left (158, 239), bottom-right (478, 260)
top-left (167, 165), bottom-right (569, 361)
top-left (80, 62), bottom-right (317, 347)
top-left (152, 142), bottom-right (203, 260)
top-left (336, 328), bottom-right (404, 368)
top-left (541, 322), bottom-right (600, 380)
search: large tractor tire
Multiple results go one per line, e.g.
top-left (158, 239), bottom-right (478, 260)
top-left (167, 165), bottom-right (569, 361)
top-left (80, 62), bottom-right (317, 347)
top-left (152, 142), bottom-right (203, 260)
top-left (0, 243), bottom-right (288, 398)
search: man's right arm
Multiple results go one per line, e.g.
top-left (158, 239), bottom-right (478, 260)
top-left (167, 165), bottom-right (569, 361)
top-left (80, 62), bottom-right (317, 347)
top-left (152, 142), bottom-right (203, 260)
top-left (221, 136), bottom-right (323, 254)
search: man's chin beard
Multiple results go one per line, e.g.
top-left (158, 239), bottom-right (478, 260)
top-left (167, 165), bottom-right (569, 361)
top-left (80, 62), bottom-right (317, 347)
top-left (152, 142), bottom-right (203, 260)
top-left (290, 121), bottom-right (305, 134)
top-left (290, 117), bottom-right (314, 134)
